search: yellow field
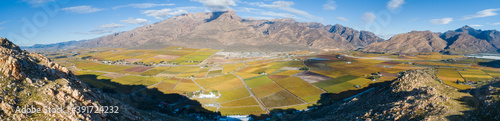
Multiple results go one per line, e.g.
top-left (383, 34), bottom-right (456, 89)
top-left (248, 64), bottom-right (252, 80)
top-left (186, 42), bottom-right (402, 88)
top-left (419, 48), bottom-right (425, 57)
top-left (458, 69), bottom-right (493, 81)
top-left (195, 67), bottom-right (209, 78)
top-left (149, 79), bottom-right (179, 91)
top-left (300, 94), bottom-right (322, 103)
top-left (251, 82), bottom-right (284, 98)
top-left (176, 67), bottom-right (201, 78)
top-left (275, 77), bottom-right (324, 97)
top-left (215, 87), bottom-right (251, 103)
top-left (235, 72), bottom-right (261, 79)
top-left (195, 74), bottom-right (237, 86)
top-left (273, 70), bottom-right (302, 76)
top-left (205, 78), bottom-right (245, 91)
top-left (220, 97), bottom-right (260, 107)
top-left (174, 79), bottom-right (202, 92)
top-left (161, 66), bottom-right (193, 75)
top-left (223, 64), bottom-right (238, 74)
top-left (140, 67), bottom-right (170, 76)
top-left (218, 106), bottom-right (265, 115)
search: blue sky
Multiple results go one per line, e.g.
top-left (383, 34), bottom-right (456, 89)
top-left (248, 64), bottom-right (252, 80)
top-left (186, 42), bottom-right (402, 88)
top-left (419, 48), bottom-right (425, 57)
top-left (1, 0), bottom-right (500, 46)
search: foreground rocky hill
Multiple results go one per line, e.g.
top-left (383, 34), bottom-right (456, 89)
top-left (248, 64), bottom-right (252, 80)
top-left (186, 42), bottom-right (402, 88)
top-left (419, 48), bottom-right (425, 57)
top-left (24, 10), bottom-right (383, 52)
top-left (271, 69), bottom-right (499, 120)
top-left (0, 37), bottom-right (186, 120)
top-left (363, 26), bottom-right (500, 54)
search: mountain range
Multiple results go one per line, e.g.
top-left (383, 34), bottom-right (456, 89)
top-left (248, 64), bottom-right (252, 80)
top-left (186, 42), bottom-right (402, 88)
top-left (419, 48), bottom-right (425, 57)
top-left (23, 10), bottom-right (500, 54)
top-left (363, 25), bottom-right (500, 54)
top-left (24, 10), bottom-right (383, 52)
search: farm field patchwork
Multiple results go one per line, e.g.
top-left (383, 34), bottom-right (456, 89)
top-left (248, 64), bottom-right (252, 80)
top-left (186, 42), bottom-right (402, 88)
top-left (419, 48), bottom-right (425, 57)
top-left (260, 90), bottom-right (304, 108)
top-left (458, 69), bottom-right (493, 81)
top-left (244, 75), bottom-right (274, 88)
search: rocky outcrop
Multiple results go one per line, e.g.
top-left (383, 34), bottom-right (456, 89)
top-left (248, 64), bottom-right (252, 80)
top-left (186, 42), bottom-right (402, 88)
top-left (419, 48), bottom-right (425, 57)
top-left (0, 38), bottom-right (182, 120)
top-left (363, 31), bottom-right (447, 53)
top-left (279, 69), bottom-right (458, 120)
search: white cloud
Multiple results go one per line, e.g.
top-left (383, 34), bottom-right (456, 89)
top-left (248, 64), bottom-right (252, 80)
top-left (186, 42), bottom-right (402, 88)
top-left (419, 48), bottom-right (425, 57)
top-left (121, 18), bottom-right (150, 25)
top-left (237, 7), bottom-right (303, 20)
top-left (60, 6), bottom-right (104, 14)
top-left (377, 33), bottom-right (396, 40)
top-left (463, 8), bottom-right (500, 20)
top-left (192, 0), bottom-right (237, 11)
top-left (74, 29), bottom-right (113, 35)
top-left (22, 0), bottom-right (55, 7)
top-left (261, 11), bottom-right (297, 18)
top-left (429, 18), bottom-right (453, 25)
top-left (98, 23), bottom-right (125, 29)
top-left (387, 0), bottom-right (405, 10)
top-left (246, 16), bottom-right (275, 20)
top-left (113, 3), bottom-right (175, 9)
top-left (469, 24), bottom-right (483, 27)
top-left (143, 9), bottom-right (188, 19)
top-left (362, 12), bottom-right (376, 23)
top-left (335, 17), bottom-right (348, 22)
top-left (323, 0), bottom-right (336, 10)
top-left (252, 1), bottom-right (323, 21)
top-left (491, 22), bottom-right (500, 25)
top-left (0, 21), bottom-right (7, 30)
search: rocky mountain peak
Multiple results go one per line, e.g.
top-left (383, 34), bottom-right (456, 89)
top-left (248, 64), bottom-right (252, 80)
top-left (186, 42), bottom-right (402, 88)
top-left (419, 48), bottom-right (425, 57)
top-left (455, 25), bottom-right (478, 34)
top-left (207, 9), bottom-right (242, 22)
top-left (1, 37), bottom-right (21, 52)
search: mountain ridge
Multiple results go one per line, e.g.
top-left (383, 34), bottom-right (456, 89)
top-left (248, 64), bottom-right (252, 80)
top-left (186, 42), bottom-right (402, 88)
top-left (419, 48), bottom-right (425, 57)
top-left (24, 10), bottom-right (383, 52)
top-left (363, 25), bottom-right (500, 54)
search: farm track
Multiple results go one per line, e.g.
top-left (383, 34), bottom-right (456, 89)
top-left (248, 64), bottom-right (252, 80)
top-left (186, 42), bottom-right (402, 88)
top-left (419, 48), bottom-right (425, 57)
top-left (264, 76), bottom-right (308, 104)
top-left (232, 73), bottom-right (268, 113)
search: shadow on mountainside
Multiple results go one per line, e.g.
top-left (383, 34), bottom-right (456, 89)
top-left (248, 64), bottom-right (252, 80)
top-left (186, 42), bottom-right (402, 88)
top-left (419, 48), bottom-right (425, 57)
top-left (478, 60), bottom-right (500, 68)
top-left (447, 79), bottom-right (500, 120)
top-left (76, 74), bottom-right (220, 118)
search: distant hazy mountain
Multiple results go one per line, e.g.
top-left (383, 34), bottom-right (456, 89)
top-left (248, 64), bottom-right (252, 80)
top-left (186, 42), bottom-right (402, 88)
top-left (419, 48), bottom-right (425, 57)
top-left (26, 10), bottom-right (383, 52)
top-left (363, 26), bottom-right (500, 54)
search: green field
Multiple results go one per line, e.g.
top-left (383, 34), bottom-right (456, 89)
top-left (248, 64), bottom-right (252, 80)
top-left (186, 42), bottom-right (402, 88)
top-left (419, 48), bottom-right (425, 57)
top-left (244, 75), bottom-right (274, 88)
top-left (111, 76), bottom-right (149, 85)
top-left (174, 79), bottom-right (202, 92)
top-left (458, 69), bottom-right (493, 81)
top-left (261, 90), bottom-right (304, 108)
top-left (215, 87), bottom-right (251, 103)
top-left (220, 97), bottom-right (260, 107)
top-left (312, 75), bottom-right (359, 88)
top-left (195, 74), bottom-right (237, 86)
top-left (251, 82), bottom-right (284, 98)
top-left (437, 68), bottom-right (470, 90)
top-left (322, 78), bottom-right (372, 93)
top-left (223, 64), bottom-right (238, 74)
top-left (275, 76), bottom-right (324, 97)
top-left (217, 106), bottom-right (265, 116)
top-left (140, 67), bottom-right (170, 76)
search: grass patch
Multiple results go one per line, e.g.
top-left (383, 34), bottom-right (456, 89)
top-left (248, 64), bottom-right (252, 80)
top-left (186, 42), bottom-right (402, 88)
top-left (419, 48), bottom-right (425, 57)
top-left (261, 90), bottom-right (304, 108)
top-left (220, 97), bottom-right (259, 107)
top-left (312, 75), bottom-right (359, 88)
top-left (244, 75), bottom-right (274, 88)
